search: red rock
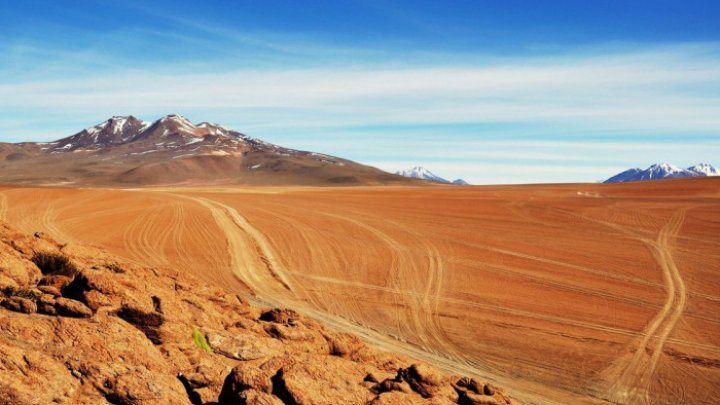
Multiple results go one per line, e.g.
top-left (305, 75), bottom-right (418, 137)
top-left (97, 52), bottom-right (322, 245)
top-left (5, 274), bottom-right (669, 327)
top-left (54, 297), bottom-right (93, 318)
top-left (37, 294), bottom-right (57, 315)
top-left (259, 308), bottom-right (300, 325)
top-left (207, 331), bottom-right (283, 361)
top-left (1, 296), bottom-right (37, 313)
top-left (400, 364), bottom-right (447, 398)
top-left (38, 285), bottom-right (61, 296)
top-left (0, 222), bottom-right (514, 405)
top-left (39, 274), bottom-right (72, 290)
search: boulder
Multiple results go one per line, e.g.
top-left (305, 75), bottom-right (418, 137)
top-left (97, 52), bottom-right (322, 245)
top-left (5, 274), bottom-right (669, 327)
top-left (1, 296), bottom-right (37, 313)
top-left (116, 304), bottom-right (164, 344)
top-left (38, 285), bottom-right (61, 296)
top-left (327, 332), bottom-right (364, 357)
top-left (54, 297), bottom-right (93, 318)
top-left (37, 294), bottom-right (57, 315)
top-left (374, 378), bottom-right (413, 395)
top-left (219, 363), bottom-right (275, 400)
top-left (454, 378), bottom-right (512, 405)
top-left (101, 367), bottom-right (189, 405)
top-left (457, 389), bottom-right (501, 405)
top-left (259, 308), bottom-right (300, 325)
top-left (269, 355), bottom-right (375, 404)
top-left (400, 364), bottom-right (447, 398)
top-left (242, 390), bottom-right (284, 405)
top-left (207, 331), bottom-right (283, 361)
top-left (0, 247), bottom-right (42, 287)
top-left (39, 274), bottom-right (72, 290)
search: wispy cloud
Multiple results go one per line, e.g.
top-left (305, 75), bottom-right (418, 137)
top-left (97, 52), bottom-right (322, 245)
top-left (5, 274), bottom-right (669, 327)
top-left (2, 43), bottom-right (718, 132)
top-left (0, 38), bottom-right (718, 183)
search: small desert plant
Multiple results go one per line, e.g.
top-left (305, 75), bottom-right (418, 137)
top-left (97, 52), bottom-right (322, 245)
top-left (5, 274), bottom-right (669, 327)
top-left (31, 251), bottom-right (79, 277)
top-left (192, 327), bottom-right (212, 353)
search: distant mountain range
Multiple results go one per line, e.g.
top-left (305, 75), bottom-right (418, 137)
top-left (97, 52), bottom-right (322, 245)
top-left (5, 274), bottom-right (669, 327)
top-left (0, 115), bottom-right (407, 186)
top-left (395, 166), bottom-right (469, 185)
top-left (605, 163), bottom-right (719, 183)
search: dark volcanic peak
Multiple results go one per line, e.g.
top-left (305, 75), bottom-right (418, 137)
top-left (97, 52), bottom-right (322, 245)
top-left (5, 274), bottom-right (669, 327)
top-left (135, 114), bottom-right (201, 141)
top-left (50, 114), bottom-right (251, 153)
top-left (0, 114), bottom-right (406, 186)
top-left (54, 115), bottom-right (150, 151)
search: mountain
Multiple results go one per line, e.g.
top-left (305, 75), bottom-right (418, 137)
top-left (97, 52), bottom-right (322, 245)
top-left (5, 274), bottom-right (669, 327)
top-left (54, 116), bottom-right (151, 150)
top-left (605, 163), bottom-right (719, 183)
top-left (0, 115), bottom-right (407, 186)
top-left (395, 166), bottom-right (449, 183)
top-left (395, 166), bottom-right (470, 185)
top-left (688, 163), bottom-right (720, 176)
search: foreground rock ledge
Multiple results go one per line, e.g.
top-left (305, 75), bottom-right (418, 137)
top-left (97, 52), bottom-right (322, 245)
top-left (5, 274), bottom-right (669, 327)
top-left (0, 222), bottom-right (512, 404)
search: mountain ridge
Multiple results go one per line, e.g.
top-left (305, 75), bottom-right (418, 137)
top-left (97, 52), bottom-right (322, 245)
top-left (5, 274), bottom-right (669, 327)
top-left (395, 166), bottom-right (469, 185)
top-left (0, 115), bottom-right (408, 187)
top-left (605, 162), bottom-right (719, 183)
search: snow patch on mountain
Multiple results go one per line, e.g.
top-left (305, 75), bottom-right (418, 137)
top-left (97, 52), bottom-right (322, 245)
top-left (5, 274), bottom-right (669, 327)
top-left (395, 166), bottom-right (470, 185)
top-left (688, 163), bottom-right (720, 176)
top-left (395, 166), bottom-right (448, 182)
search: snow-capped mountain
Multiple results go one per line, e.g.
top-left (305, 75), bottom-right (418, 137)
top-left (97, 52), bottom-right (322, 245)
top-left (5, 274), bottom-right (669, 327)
top-left (688, 163), bottom-right (720, 176)
top-left (50, 114), bottom-right (250, 153)
top-left (0, 115), bottom-right (405, 186)
top-left (395, 166), bottom-right (469, 185)
top-left (396, 166), bottom-right (449, 182)
top-left (605, 163), bottom-right (719, 183)
top-left (54, 116), bottom-right (151, 150)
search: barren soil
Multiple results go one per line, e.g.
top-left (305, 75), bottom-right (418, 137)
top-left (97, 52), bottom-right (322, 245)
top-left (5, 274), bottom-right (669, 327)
top-left (2, 177), bottom-right (718, 404)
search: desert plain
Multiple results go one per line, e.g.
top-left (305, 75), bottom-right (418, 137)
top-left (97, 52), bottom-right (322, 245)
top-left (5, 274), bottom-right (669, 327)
top-left (1, 177), bottom-right (718, 404)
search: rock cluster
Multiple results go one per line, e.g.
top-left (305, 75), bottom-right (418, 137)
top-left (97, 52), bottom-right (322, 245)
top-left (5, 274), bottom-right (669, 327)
top-left (0, 222), bottom-right (512, 404)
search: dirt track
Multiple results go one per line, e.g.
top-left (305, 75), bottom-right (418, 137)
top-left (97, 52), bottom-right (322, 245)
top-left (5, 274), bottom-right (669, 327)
top-left (604, 209), bottom-right (688, 404)
top-left (1, 178), bottom-right (719, 404)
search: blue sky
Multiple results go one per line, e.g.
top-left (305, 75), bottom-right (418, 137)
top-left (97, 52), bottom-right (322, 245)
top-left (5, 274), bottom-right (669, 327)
top-left (1, 0), bottom-right (719, 184)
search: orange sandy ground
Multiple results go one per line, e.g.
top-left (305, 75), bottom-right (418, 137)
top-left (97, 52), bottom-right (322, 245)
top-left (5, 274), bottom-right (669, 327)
top-left (1, 178), bottom-right (718, 404)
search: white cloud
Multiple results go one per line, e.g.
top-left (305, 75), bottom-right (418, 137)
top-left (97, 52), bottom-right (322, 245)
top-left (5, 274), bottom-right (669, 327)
top-left (1, 42), bottom-right (718, 183)
top-left (2, 44), bottom-right (719, 136)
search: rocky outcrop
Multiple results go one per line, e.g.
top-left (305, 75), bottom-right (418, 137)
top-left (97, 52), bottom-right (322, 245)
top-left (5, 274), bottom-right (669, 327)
top-left (0, 222), bottom-right (513, 404)
top-left (54, 296), bottom-right (94, 318)
top-left (453, 377), bottom-right (510, 405)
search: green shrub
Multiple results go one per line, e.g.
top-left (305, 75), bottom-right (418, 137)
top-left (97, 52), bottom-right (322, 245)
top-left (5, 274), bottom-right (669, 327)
top-left (192, 327), bottom-right (212, 353)
top-left (31, 251), bottom-right (80, 277)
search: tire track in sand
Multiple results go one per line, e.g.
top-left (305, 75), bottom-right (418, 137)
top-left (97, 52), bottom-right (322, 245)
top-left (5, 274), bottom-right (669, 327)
top-left (187, 196), bottom-right (457, 359)
top-left (605, 209), bottom-right (687, 405)
top-left (42, 200), bottom-right (78, 244)
top-left (246, 206), bottom-right (373, 328)
top-left (170, 192), bottom-right (596, 405)
top-left (187, 197), bottom-right (294, 295)
top-left (318, 211), bottom-right (456, 358)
